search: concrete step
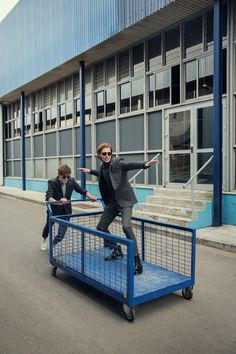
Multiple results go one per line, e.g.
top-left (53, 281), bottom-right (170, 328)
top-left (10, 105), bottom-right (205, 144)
top-left (153, 188), bottom-right (213, 200)
top-left (138, 202), bottom-right (197, 218)
top-left (146, 195), bottom-right (206, 209)
top-left (133, 210), bottom-right (191, 227)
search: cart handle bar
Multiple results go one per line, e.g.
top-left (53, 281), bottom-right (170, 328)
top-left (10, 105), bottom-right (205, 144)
top-left (47, 197), bottom-right (104, 215)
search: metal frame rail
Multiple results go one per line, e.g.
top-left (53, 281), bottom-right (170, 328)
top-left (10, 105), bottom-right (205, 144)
top-left (48, 200), bottom-right (196, 321)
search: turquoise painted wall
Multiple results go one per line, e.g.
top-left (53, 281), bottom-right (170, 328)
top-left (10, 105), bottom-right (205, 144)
top-left (4, 178), bottom-right (236, 226)
top-left (3, 177), bottom-right (153, 204)
top-left (222, 193), bottom-right (236, 226)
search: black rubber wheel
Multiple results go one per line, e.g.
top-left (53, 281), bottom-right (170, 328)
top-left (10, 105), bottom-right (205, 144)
top-left (51, 266), bottom-right (57, 277)
top-left (123, 304), bottom-right (136, 322)
top-left (182, 287), bottom-right (193, 300)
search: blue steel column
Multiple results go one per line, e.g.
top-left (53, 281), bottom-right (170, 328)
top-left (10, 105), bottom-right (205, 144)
top-left (80, 61), bottom-right (86, 195)
top-left (213, 0), bottom-right (222, 226)
top-left (20, 91), bottom-right (26, 190)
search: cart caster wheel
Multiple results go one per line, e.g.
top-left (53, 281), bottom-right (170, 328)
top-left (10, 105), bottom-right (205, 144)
top-left (123, 304), bottom-right (136, 322)
top-left (51, 267), bottom-right (57, 277)
top-left (182, 287), bottom-right (193, 300)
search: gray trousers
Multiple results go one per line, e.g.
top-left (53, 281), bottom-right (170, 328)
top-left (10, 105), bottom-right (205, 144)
top-left (97, 201), bottom-right (139, 256)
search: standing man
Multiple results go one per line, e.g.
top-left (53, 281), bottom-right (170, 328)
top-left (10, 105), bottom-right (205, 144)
top-left (41, 164), bottom-right (97, 251)
top-left (78, 143), bottom-right (157, 275)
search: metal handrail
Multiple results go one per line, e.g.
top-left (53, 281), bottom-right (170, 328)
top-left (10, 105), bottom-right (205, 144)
top-left (183, 155), bottom-right (213, 217)
top-left (183, 155), bottom-right (214, 189)
top-left (129, 153), bottom-right (160, 188)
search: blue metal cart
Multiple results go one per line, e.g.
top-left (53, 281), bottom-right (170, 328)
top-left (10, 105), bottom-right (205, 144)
top-left (48, 200), bottom-right (196, 321)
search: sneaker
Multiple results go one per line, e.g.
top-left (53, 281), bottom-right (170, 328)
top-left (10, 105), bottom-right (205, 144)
top-left (40, 238), bottom-right (48, 251)
top-left (105, 245), bottom-right (123, 261)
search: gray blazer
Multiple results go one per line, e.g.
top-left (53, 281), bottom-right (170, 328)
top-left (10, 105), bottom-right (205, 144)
top-left (90, 157), bottom-right (148, 207)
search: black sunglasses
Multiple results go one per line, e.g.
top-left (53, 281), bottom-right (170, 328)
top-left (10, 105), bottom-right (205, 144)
top-left (61, 175), bottom-right (71, 179)
top-left (101, 152), bottom-right (112, 156)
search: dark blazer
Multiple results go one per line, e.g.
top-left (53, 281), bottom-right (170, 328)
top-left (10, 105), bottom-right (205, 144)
top-left (46, 177), bottom-right (87, 214)
top-left (90, 157), bottom-right (147, 207)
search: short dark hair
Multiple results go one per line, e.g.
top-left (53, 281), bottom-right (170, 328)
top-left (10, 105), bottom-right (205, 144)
top-left (58, 164), bottom-right (71, 176)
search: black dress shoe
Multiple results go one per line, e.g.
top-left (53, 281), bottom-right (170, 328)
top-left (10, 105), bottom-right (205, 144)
top-left (105, 245), bottom-right (123, 261)
top-left (134, 255), bottom-right (143, 275)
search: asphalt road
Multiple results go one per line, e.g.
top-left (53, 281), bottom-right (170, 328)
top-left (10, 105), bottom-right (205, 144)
top-left (0, 196), bottom-right (236, 354)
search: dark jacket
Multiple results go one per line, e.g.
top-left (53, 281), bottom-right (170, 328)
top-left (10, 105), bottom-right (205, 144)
top-left (46, 177), bottom-right (87, 214)
top-left (90, 157), bottom-right (147, 207)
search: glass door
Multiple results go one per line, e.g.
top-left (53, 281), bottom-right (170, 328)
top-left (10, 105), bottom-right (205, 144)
top-left (164, 102), bottom-right (216, 189)
top-left (165, 107), bottom-right (193, 186)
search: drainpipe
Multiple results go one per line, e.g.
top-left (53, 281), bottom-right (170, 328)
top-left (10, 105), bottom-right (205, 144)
top-left (79, 61), bottom-right (86, 196)
top-left (20, 91), bottom-right (26, 191)
top-left (213, 0), bottom-right (222, 226)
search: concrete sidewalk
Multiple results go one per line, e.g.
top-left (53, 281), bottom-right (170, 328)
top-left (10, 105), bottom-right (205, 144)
top-left (0, 185), bottom-right (235, 253)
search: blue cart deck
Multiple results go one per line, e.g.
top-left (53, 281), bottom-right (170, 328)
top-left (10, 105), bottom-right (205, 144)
top-left (54, 247), bottom-right (190, 300)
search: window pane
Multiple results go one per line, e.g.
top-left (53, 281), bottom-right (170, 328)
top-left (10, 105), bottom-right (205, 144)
top-left (6, 141), bottom-right (12, 159)
top-left (198, 55), bottom-right (213, 96)
top-left (65, 77), bottom-right (73, 100)
top-left (59, 129), bottom-right (72, 156)
top-left (206, 10), bottom-right (213, 49)
top-left (96, 120), bottom-right (116, 148)
top-left (46, 108), bottom-right (51, 130)
top-left (46, 132), bottom-right (57, 156)
top-left (66, 101), bottom-right (73, 126)
top-left (169, 111), bottom-right (190, 150)
top-left (6, 161), bottom-right (13, 176)
top-left (76, 98), bottom-right (80, 124)
top-left (170, 154), bottom-right (190, 183)
top-left (34, 135), bottom-right (44, 157)
top-left (51, 106), bottom-right (57, 129)
top-left (132, 44), bottom-right (144, 75)
top-left (185, 16), bottom-right (202, 58)
top-left (96, 91), bottom-right (105, 119)
top-left (25, 114), bottom-right (31, 135)
top-left (34, 159), bottom-right (44, 178)
top-left (25, 138), bottom-right (31, 158)
top-left (120, 115), bottom-right (144, 151)
top-left (106, 57), bottom-right (115, 85)
top-left (46, 158), bottom-right (58, 179)
top-left (197, 153), bottom-right (213, 184)
top-left (148, 35), bottom-right (161, 71)
top-left (148, 152), bottom-right (162, 185)
top-left (106, 88), bottom-right (115, 117)
top-left (197, 107), bottom-right (213, 149)
top-left (14, 160), bottom-right (21, 177)
top-left (131, 78), bottom-right (144, 111)
top-left (94, 62), bottom-right (104, 90)
top-left (85, 95), bottom-right (92, 121)
top-left (171, 65), bottom-right (180, 105)
top-left (13, 139), bottom-right (21, 158)
top-left (59, 104), bottom-right (66, 127)
top-left (119, 50), bottom-right (129, 81)
top-left (165, 27), bottom-right (180, 65)
top-left (155, 69), bottom-right (170, 105)
top-left (120, 83), bottom-right (130, 114)
top-left (148, 111), bottom-right (162, 150)
top-left (185, 61), bottom-right (197, 99)
top-left (148, 75), bottom-right (154, 108)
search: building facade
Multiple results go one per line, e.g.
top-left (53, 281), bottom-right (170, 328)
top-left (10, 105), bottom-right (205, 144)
top-left (0, 0), bottom-right (235, 224)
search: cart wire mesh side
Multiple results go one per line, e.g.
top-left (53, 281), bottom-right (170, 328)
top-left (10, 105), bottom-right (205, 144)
top-left (49, 205), bottom-right (196, 314)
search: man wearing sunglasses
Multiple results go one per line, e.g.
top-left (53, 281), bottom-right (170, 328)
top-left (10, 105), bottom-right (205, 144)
top-left (41, 164), bottom-right (97, 251)
top-left (78, 143), bottom-right (157, 275)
